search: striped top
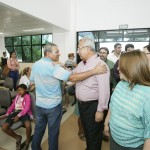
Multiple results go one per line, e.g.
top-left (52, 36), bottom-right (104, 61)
top-left (110, 81), bottom-right (150, 148)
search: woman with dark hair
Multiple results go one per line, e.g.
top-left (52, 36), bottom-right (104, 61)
top-left (7, 51), bottom-right (20, 90)
top-left (104, 50), bottom-right (150, 150)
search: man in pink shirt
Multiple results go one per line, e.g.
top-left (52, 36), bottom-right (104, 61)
top-left (73, 37), bottom-right (110, 150)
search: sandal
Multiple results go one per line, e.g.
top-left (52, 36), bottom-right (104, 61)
top-left (23, 142), bottom-right (29, 150)
top-left (78, 132), bottom-right (86, 141)
top-left (16, 136), bottom-right (22, 150)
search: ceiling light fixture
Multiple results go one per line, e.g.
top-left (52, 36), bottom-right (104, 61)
top-left (23, 28), bottom-right (45, 32)
top-left (0, 32), bottom-right (4, 34)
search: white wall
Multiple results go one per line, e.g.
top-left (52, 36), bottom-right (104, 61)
top-left (0, 0), bottom-right (76, 64)
top-left (0, 0), bottom-right (71, 30)
top-left (76, 0), bottom-right (150, 31)
top-left (53, 0), bottom-right (76, 63)
top-left (0, 36), bottom-right (5, 56)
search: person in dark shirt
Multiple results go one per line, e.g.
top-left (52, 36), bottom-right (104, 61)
top-left (1, 52), bottom-right (8, 68)
top-left (114, 44), bottom-right (134, 83)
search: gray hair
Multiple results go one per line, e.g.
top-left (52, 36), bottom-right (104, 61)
top-left (79, 37), bottom-right (95, 52)
top-left (43, 42), bottom-right (57, 55)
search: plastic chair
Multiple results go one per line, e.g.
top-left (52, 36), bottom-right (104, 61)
top-left (0, 89), bottom-right (11, 116)
top-left (4, 77), bottom-right (14, 90)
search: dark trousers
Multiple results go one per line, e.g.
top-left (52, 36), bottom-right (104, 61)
top-left (9, 70), bottom-right (18, 90)
top-left (110, 135), bottom-right (143, 150)
top-left (78, 100), bottom-right (104, 150)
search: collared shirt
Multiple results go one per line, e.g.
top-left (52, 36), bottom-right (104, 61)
top-left (105, 59), bottom-right (116, 88)
top-left (108, 52), bottom-right (120, 63)
top-left (30, 57), bottom-right (71, 109)
top-left (73, 54), bottom-right (110, 112)
top-left (110, 81), bottom-right (150, 147)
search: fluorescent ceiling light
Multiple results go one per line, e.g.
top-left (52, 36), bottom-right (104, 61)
top-left (106, 31), bottom-right (121, 34)
top-left (105, 39), bottom-right (114, 42)
top-left (0, 32), bottom-right (4, 34)
top-left (23, 28), bottom-right (45, 32)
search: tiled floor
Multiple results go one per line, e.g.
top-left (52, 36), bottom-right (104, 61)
top-left (42, 114), bottom-right (110, 150)
top-left (0, 97), bottom-right (110, 150)
top-left (0, 97), bottom-right (75, 150)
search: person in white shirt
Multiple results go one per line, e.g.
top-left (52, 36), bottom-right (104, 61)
top-left (108, 43), bottom-right (122, 63)
top-left (19, 67), bottom-right (35, 91)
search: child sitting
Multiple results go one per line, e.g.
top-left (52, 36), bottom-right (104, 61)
top-left (0, 84), bottom-right (33, 150)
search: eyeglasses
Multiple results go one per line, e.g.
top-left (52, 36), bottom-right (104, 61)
top-left (78, 46), bottom-right (88, 51)
top-left (99, 52), bottom-right (108, 54)
top-left (51, 51), bottom-right (60, 54)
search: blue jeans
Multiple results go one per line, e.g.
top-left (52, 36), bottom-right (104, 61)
top-left (32, 104), bottom-right (62, 150)
top-left (9, 70), bottom-right (18, 90)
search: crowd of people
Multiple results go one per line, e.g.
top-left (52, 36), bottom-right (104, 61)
top-left (0, 37), bottom-right (150, 150)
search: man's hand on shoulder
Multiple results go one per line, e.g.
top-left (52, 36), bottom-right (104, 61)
top-left (93, 63), bottom-right (107, 75)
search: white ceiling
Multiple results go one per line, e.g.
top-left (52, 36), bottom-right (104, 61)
top-left (0, 3), bottom-right (66, 37)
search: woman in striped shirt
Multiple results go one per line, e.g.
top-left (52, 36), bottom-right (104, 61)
top-left (104, 50), bottom-right (150, 150)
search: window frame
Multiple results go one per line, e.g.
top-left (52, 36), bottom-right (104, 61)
top-left (5, 33), bottom-right (52, 63)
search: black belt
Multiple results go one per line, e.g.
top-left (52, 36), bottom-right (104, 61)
top-left (78, 100), bottom-right (98, 104)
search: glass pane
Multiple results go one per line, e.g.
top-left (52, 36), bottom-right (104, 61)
top-left (22, 36), bottom-right (31, 45)
top-left (15, 46), bottom-right (22, 62)
top-left (5, 37), bottom-right (13, 46)
top-left (32, 45), bottom-right (42, 62)
top-left (77, 32), bottom-right (99, 51)
top-left (22, 46), bottom-right (31, 62)
top-left (13, 37), bottom-right (21, 45)
top-left (99, 30), bottom-right (123, 42)
top-left (124, 29), bottom-right (149, 42)
top-left (99, 42), bottom-right (149, 53)
top-left (78, 32), bottom-right (95, 41)
top-left (42, 34), bottom-right (52, 44)
top-left (32, 35), bottom-right (41, 44)
top-left (5, 46), bottom-right (14, 53)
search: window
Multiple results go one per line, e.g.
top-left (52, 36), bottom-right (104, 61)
top-left (5, 33), bottom-right (52, 62)
top-left (22, 36), bottom-right (31, 45)
top-left (5, 37), bottom-right (13, 46)
top-left (42, 34), bottom-right (52, 44)
top-left (77, 29), bottom-right (150, 54)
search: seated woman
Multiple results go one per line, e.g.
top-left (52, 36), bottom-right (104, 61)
top-left (65, 53), bottom-right (77, 70)
top-left (65, 53), bottom-right (77, 106)
top-left (0, 84), bottom-right (33, 150)
top-left (19, 67), bottom-right (35, 91)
